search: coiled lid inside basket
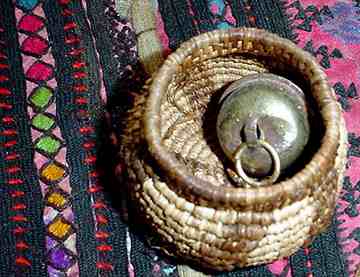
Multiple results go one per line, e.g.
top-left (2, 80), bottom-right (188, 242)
top-left (144, 28), bottom-right (341, 209)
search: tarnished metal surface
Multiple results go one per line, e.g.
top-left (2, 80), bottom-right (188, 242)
top-left (217, 73), bottom-right (310, 179)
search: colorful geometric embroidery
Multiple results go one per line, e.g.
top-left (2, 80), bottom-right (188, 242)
top-left (47, 216), bottom-right (74, 240)
top-left (48, 246), bottom-right (77, 271)
top-left (15, 2), bottom-right (79, 275)
top-left (31, 113), bottom-right (56, 131)
top-left (337, 176), bottom-right (360, 276)
top-left (341, 177), bottom-right (360, 218)
top-left (35, 135), bottom-right (63, 156)
top-left (208, 0), bottom-right (236, 29)
top-left (104, 0), bottom-right (138, 81)
top-left (303, 40), bottom-right (343, 69)
top-left (349, 133), bottom-right (360, 159)
top-left (18, 14), bottom-right (45, 32)
top-left (334, 82), bottom-right (358, 111)
top-left (21, 35), bottom-right (49, 57)
top-left (287, 0), bottom-right (360, 276)
top-left (288, 1), bottom-right (333, 32)
top-left (321, 2), bottom-right (360, 44)
top-left (16, 0), bottom-right (39, 11)
top-left (46, 191), bottom-right (69, 210)
top-left (26, 61), bottom-right (54, 82)
top-left (40, 162), bottom-right (67, 183)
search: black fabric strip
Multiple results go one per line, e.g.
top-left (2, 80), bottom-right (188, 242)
top-left (215, 265), bottom-right (274, 276)
top-left (228, 0), bottom-right (252, 27)
top-left (82, 0), bottom-right (118, 101)
top-left (0, 1), bottom-right (47, 276)
top-left (308, 219), bottom-right (348, 277)
top-left (249, 0), bottom-right (297, 41)
top-left (158, 0), bottom-right (198, 50)
top-left (84, 0), bottom-right (153, 275)
top-left (290, 222), bottom-right (347, 277)
top-left (94, 114), bottom-right (131, 277)
top-left (189, 0), bottom-right (215, 33)
top-left (227, 0), bottom-right (297, 41)
top-left (43, 1), bottom-right (99, 275)
top-left (129, 231), bottom-right (154, 276)
top-left (289, 248), bottom-right (310, 277)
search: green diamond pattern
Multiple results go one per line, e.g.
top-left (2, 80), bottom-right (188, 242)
top-left (29, 86), bottom-right (53, 110)
top-left (35, 135), bottom-right (61, 156)
top-left (32, 113), bottom-right (55, 131)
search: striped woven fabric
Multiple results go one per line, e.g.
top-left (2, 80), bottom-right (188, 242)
top-left (0, 0), bottom-right (359, 276)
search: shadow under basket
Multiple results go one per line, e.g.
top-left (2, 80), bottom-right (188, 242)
top-left (120, 28), bottom-right (348, 271)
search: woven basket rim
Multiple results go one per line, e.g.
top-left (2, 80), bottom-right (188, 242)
top-left (144, 28), bottom-right (341, 206)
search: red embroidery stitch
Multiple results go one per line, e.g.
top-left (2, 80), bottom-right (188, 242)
top-left (12, 204), bottom-right (27, 210)
top-left (88, 185), bottom-right (102, 193)
top-left (4, 140), bottom-right (17, 147)
top-left (72, 71), bottom-right (88, 79)
top-left (96, 262), bottom-right (114, 270)
top-left (249, 15), bottom-right (256, 25)
top-left (243, 2), bottom-right (256, 27)
top-left (72, 61), bottom-right (86, 69)
top-left (6, 166), bottom-right (21, 174)
top-left (79, 126), bottom-right (94, 134)
top-left (0, 87), bottom-right (11, 95)
top-left (95, 214), bottom-right (108, 224)
top-left (89, 171), bottom-right (99, 178)
top-left (92, 202), bottom-right (107, 209)
top-left (2, 116), bottom-right (14, 124)
top-left (11, 191), bottom-right (25, 198)
top-left (58, 0), bottom-right (72, 6)
top-left (65, 35), bottom-right (81, 45)
top-left (73, 84), bottom-right (87, 92)
top-left (67, 47), bottom-right (85, 57)
top-left (64, 22), bottom-right (77, 31)
top-left (0, 75), bottom-right (9, 81)
top-left (5, 153), bottom-right (20, 160)
top-left (96, 245), bottom-right (112, 252)
top-left (15, 257), bottom-right (31, 267)
top-left (61, 8), bottom-right (74, 16)
top-left (75, 97), bottom-right (88, 104)
top-left (1, 129), bottom-right (17, 136)
top-left (11, 215), bottom-right (28, 222)
top-left (83, 141), bottom-right (95, 149)
top-left (0, 63), bottom-right (9, 69)
top-left (85, 155), bottom-right (97, 164)
top-left (5, 176), bottom-right (21, 190)
top-left (13, 227), bottom-right (27, 235)
top-left (95, 231), bottom-right (110, 240)
top-left (16, 241), bottom-right (30, 250)
top-left (0, 103), bottom-right (13, 110)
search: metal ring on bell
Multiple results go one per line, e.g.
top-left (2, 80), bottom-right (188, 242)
top-left (234, 140), bottom-right (281, 187)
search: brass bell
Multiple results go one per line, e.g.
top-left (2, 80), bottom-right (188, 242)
top-left (217, 73), bottom-right (310, 186)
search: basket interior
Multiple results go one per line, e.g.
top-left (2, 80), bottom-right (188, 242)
top-left (158, 52), bottom-right (324, 188)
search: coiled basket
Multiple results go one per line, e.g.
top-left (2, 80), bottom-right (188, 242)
top-left (120, 28), bottom-right (347, 271)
